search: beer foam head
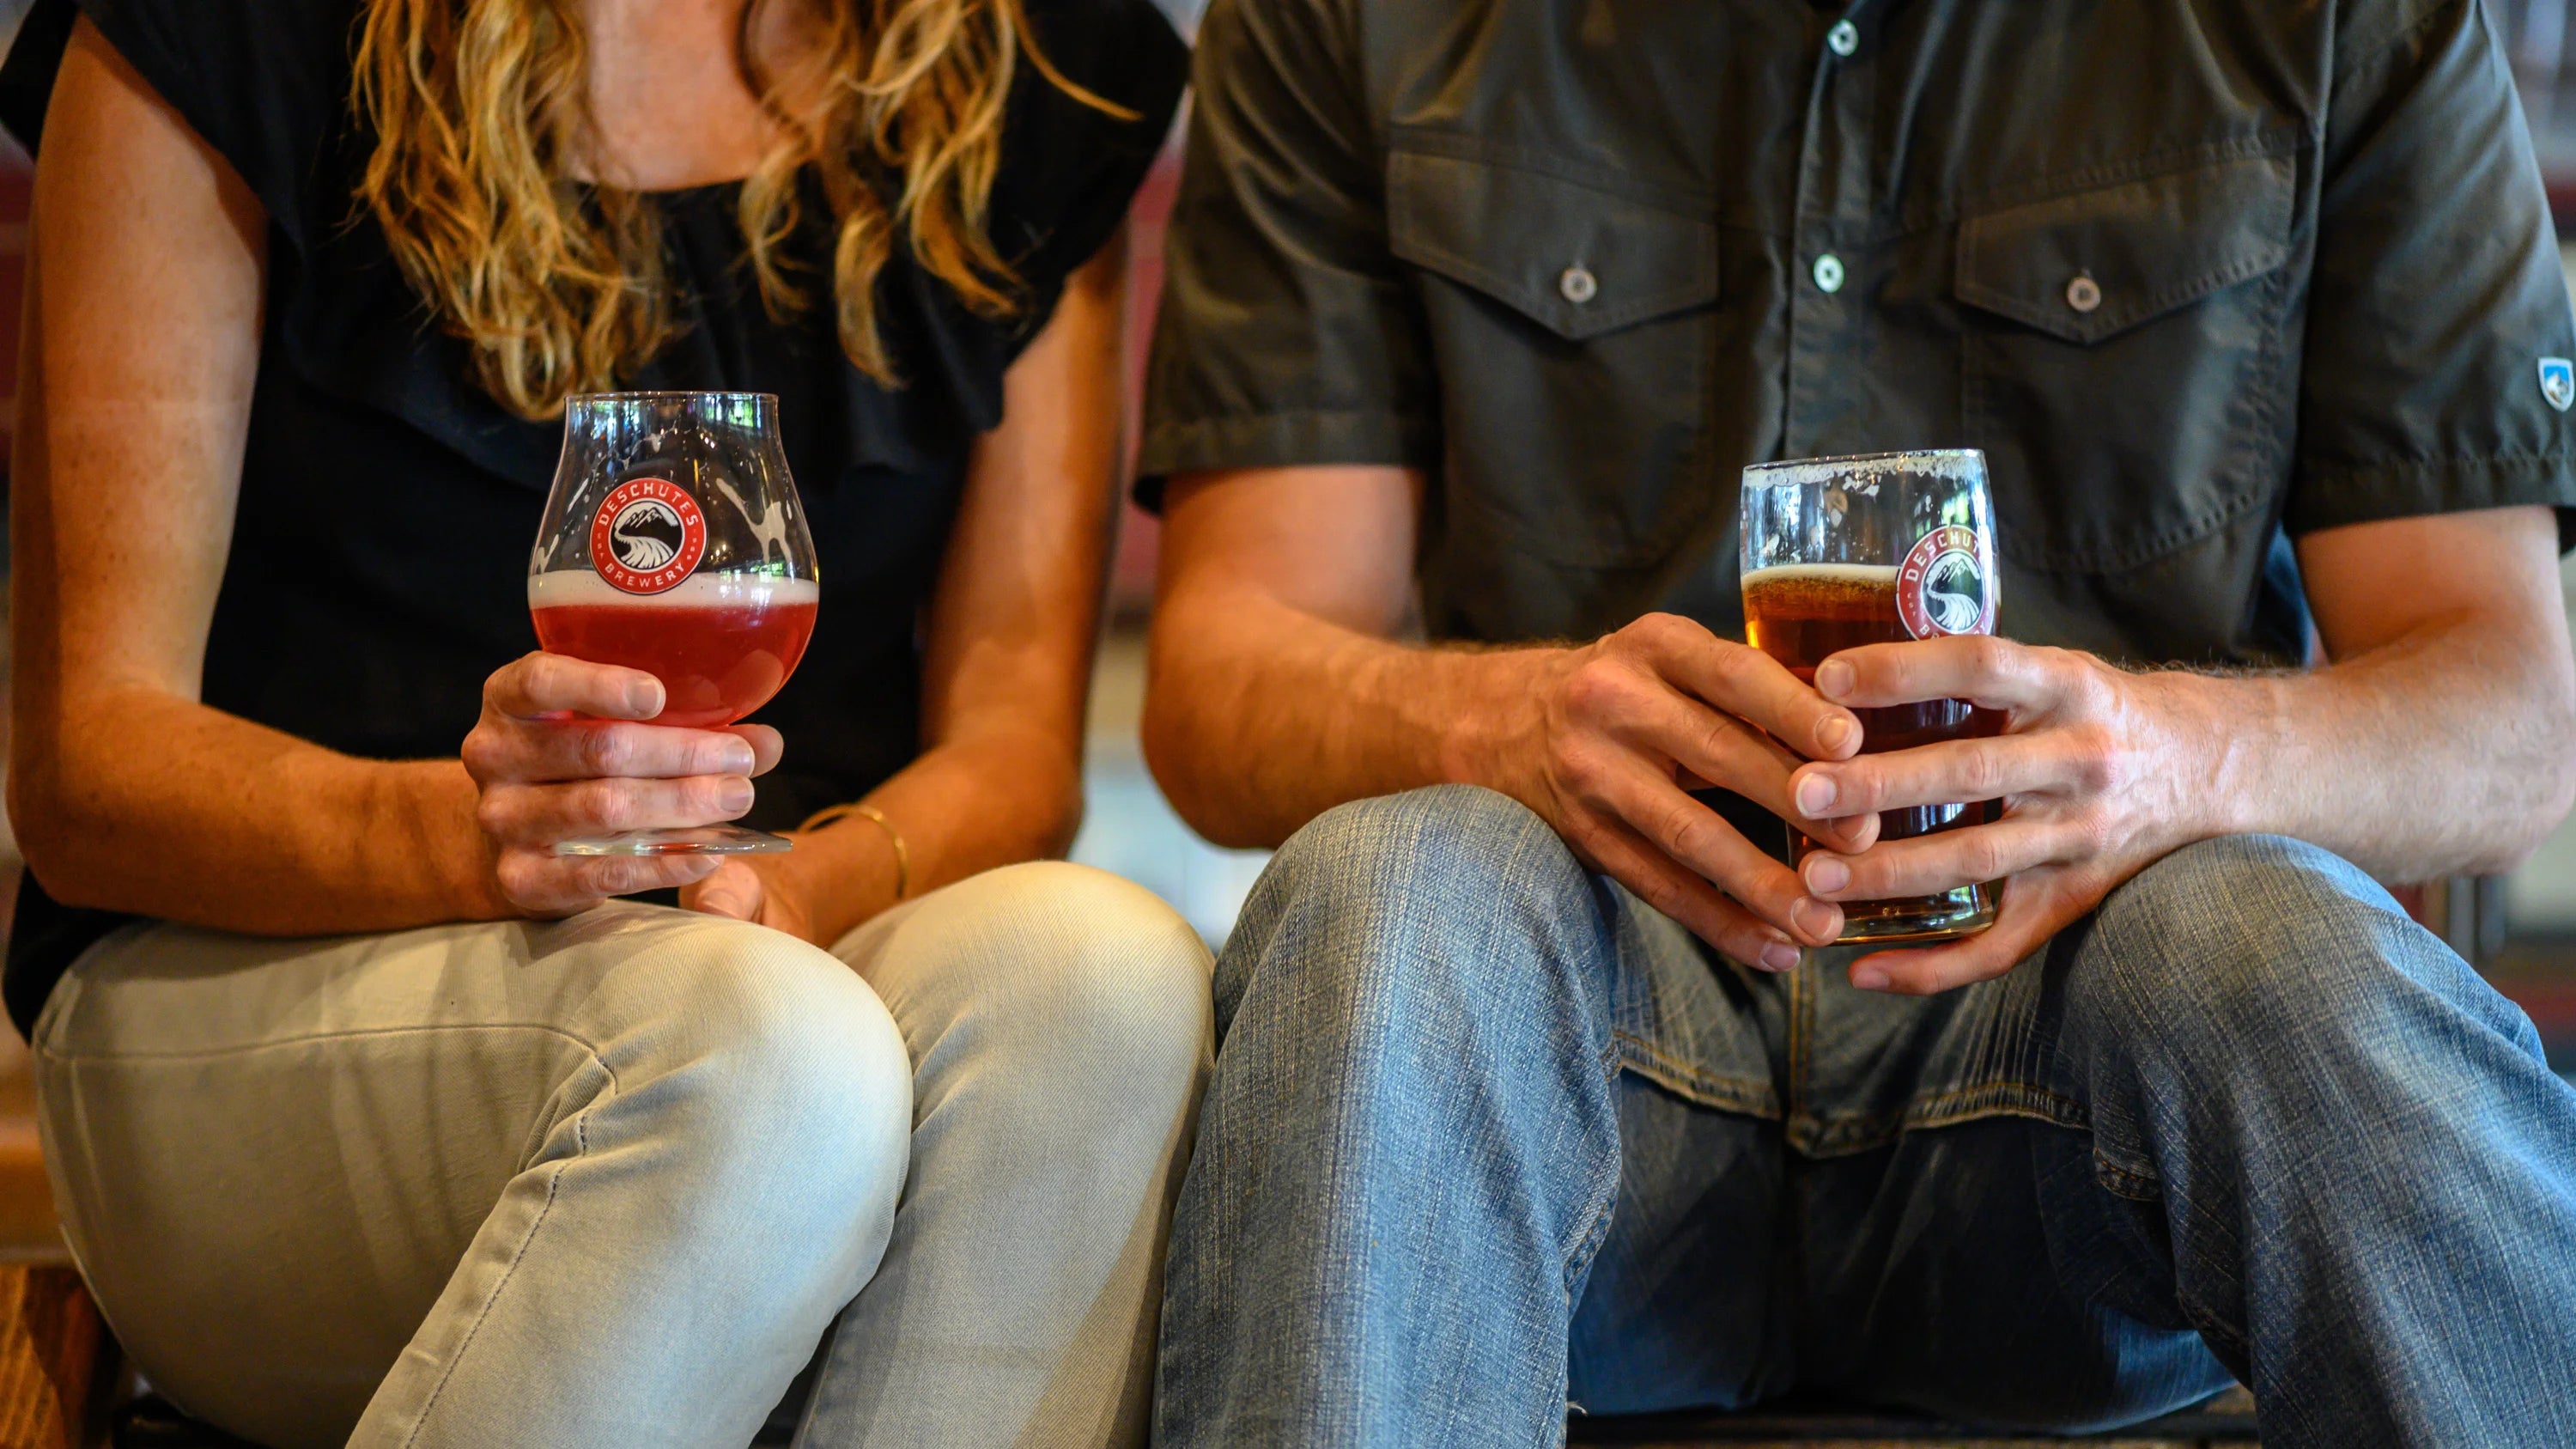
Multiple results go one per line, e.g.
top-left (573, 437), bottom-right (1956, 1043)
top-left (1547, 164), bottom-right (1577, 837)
top-left (1741, 448), bottom-right (1984, 495)
top-left (528, 570), bottom-right (819, 609)
top-left (1740, 562), bottom-right (1900, 589)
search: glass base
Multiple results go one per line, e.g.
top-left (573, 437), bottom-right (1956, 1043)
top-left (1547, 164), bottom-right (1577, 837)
top-left (1835, 883), bottom-right (1998, 945)
top-left (552, 825), bottom-right (793, 857)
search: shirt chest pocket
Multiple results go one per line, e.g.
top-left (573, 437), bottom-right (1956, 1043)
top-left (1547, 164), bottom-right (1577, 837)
top-left (1955, 150), bottom-right (2299, 574)
top-left (1388, 147), bottom-right (1720, 567)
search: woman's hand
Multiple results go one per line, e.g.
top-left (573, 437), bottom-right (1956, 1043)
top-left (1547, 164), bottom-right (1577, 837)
top-left (464, 652), bottom-right (783, 916)
top-left (681, 852), bottom-right (819, 941)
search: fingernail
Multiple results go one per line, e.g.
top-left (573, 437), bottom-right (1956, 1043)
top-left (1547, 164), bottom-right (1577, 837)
top-left (720, 778), bottom-right (755, 813)
top-left (1816, 659), bottom-right (1855, 700)
top-left (1796, 773), bottom-right (1838, 816)
top-left (1852, 966), bottom-right (1889, 990)
top-left (1804, 855), bottom-right (1851, 893)
top-left (1816, 715), bottom-right (1856, 753)
top-left (626, 680), bottom-right (662, 716)
top-left (1792, 894), bottom-right (1841, 939)
top-left (721, 741), bottom-right (756, 774)
top-left (1760, 940), bottom-right (1801, 972)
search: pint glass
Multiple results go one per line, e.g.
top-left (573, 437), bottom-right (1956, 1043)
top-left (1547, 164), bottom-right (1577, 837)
top-left (1740, 450), bottom-right (2001, 944)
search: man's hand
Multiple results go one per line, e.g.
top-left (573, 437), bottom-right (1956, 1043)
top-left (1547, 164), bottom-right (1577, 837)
top-left (1473, 612), bottom-right (1875, 971)
top-left (1786, 637), bottom-right (2213, 995)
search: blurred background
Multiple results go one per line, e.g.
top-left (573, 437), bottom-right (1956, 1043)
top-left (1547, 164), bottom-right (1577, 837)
top-left (0, 0), bottom-right (2572, 1266)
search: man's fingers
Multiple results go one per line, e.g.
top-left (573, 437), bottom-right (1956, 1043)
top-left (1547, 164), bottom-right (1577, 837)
top-left (477, 774), bottom-right (756, 844)
top-left (1574, 759), bottom-right (1842, 947)
top-left (1571, 812), bottom-right (1809, 971)
top-left (1846, 874), bottom-right (2084, 995)
top-left (1789, 731), bottom-right (2081, 819)
top-left (1799, 814), bottom-right (2070, 902)
top-left (1814, 636), bottom-right (2063, 714)
top-left (1628, 615), bottom-right (1862, 762)
top-left (487, 652), bottom-right (665, 721)
top-left (475, 721), bottom-right (760, 785)
top-left (1605, 685), bottom-right (1863, 845)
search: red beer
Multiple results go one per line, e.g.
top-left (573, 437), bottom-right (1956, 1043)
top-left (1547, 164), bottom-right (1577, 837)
top-left (530, 572), bottom-right (817, 728)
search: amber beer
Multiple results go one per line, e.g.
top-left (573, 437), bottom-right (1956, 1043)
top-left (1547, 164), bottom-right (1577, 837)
top-left (1739, 450), bottom-right (2002, 944)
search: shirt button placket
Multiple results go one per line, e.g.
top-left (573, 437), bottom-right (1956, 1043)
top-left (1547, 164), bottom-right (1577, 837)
top-left (1785, 8), bottom-right (1872, 455)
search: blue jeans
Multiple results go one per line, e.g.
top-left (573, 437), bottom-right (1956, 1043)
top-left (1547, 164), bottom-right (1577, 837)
top-left (1154, 786), bottom-right (2576, 1448)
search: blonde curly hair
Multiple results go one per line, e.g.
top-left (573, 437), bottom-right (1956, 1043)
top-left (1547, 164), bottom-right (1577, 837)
top-left (351, 0), bottom-right (1126, 419)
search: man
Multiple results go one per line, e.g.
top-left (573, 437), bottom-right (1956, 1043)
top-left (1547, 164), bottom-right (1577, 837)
top-left (1134, 0), bottom-right (2576, 1443)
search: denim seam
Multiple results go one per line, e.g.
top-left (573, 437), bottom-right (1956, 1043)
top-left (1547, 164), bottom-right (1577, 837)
top-left (2091, 1153), bottom-right (2165, 1202)
top-left (1612, 1030), bottom-right (1780, 1117)
top-left (398, 1088), bottom-right (597, 1446)
top-left (1787, 1081), bottom-right (2092, 1156)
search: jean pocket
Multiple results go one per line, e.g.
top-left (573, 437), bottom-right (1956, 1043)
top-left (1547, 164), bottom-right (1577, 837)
top-left (1956, 142), bottom-right (2301, 574)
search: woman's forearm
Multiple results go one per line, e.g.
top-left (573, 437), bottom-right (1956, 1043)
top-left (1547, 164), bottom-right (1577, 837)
top-left (12, 684), bottom-right (502, 933)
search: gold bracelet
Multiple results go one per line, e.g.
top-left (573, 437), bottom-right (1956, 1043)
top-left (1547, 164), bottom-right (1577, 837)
top-left (796, 802), bottom-right (911, 900)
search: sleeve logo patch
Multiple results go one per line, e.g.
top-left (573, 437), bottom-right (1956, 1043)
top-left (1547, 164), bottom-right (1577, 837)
top-left (2542, 357), bottom-right (2574, 412)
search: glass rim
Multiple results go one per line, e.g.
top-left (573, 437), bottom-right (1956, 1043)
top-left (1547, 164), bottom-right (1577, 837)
top-left (1741, 447), bottom-right (1985, 488)
top-left (565, 389), bottom-right (780, 408)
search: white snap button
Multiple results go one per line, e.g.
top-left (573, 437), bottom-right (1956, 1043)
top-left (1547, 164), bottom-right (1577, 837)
top-left (1826, 19), bottom-right (1859, 57)
top-left (2065, 273), bottom-right (2102, 314)
top-left (1812, 253), bottom-right (1846, 294)
top-left (1559, 265), bottom-right (1598, 304)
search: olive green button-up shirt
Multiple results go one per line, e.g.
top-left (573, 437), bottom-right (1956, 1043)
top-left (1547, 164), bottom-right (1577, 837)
top-left (1139, 0), bottom-right (2576, 665)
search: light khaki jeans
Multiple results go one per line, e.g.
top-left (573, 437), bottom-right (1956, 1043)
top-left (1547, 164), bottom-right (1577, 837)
top-left (31, 861), bottom-right (1212, 1449)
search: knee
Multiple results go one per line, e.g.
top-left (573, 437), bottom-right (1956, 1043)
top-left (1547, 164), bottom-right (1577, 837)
top-left (622, 917), bottom-right (912, 1209)
top-left (2080, 834), bottom-right (2484, 1062)
top-left (1255, 785), bottom-right (1591, 956)
top-left (908, 861), bottom-right (1213, 1108)
top-left (1228, 786), bottom-right (1607, 1056)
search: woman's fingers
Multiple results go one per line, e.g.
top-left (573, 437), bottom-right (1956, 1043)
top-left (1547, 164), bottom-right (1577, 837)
top-left (720, 723), bottom-right (786, 777)
top-left (468, 719), bottom-right (757, 787)
top-left (477, 773), bottom-right (756, 845)
top-left (496, 849), bottom-right (724, 917)
top-left (486, 651), bottom-right (665, 721)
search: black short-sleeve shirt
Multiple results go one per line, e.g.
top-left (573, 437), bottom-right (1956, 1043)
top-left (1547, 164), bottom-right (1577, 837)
top-left (0, 0), bottom-right (1187, 1035)
top-left (1140, 0), bottom-right (2576, 660)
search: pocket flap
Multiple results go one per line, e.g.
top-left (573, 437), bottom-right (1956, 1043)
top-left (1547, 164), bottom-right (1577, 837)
top-left (1388, 149), bottom-right (1717, 341)
top-left (1955, 153), bottom-right (2294, 345)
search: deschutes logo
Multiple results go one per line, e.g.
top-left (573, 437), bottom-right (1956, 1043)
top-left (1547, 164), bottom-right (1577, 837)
top-left (589, 477), bottom-right (707, 594)
top-left (1896, 524), bottom-right (1993, 639)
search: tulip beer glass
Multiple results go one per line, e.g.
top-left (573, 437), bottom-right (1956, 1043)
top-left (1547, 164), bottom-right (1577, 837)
top-left (529, 392), bottom-right (819, 856)
top-left (1740, 450), bottom-right (2001, 943)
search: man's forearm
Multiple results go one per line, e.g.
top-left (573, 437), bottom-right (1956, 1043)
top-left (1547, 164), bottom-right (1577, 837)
top-left (2175, 615), bottom-right (2575, 881)
top-left (1143, 588), bottom-right (1555, 849)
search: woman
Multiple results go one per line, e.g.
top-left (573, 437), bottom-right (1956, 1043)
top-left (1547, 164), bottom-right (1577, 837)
top-left (0, 0), bottom-right (1205, 1442)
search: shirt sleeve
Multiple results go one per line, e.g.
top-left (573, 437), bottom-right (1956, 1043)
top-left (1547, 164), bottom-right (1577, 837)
top-left (987, 0), bottom-right (1190, 354)
top-left (0, 0), bottom-right (355, 253)
top-left (2286, 0), bottom-right (2576, 545)
top-left (1134, 0), bottom-right (1438, 505)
